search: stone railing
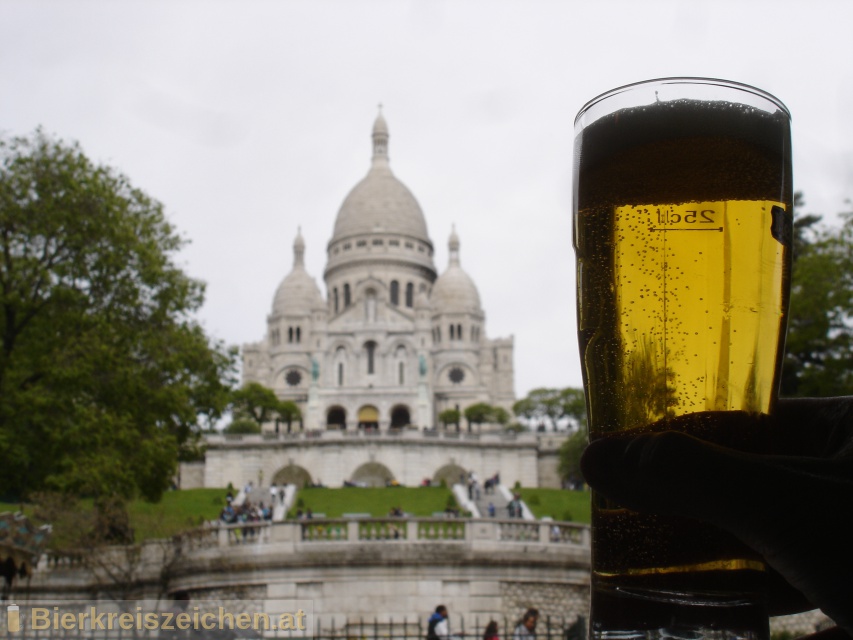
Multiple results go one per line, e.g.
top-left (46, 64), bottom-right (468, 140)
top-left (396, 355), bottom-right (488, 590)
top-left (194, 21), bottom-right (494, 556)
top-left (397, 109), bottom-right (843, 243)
top-left (207, 430), bottom-right (540, 446)
top-left (36, 518), bottom-right (590, 578)
top-left (171, 517), bottom-right (590, 550)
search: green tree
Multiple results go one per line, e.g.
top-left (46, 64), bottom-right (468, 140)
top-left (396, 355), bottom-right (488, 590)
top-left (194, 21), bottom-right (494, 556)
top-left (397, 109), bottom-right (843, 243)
top-left (277, 400), bottom-right (302, 433)
top-left (559, 387), bottom-right (587, 430)
top-left (223, 418), bottom-right (261, 435)
top-left (558, 425), bottom-right (588, 489)
top-left (0, 130), bottom-right (235, 502)
top-left (438, 408), bottom-right (460, 430)
top-left (463, 402), bottom-right (493, 432)
top-left (511, 396), bottom-right (538, 425)
top-left (491, 406), bottom-right (510, 426)
top-left (513, 387), bottom-right (586, 431)
top-left (781, 195), bottom-right (853, 396)
top-left (230, 382), bottom-right (283, 426)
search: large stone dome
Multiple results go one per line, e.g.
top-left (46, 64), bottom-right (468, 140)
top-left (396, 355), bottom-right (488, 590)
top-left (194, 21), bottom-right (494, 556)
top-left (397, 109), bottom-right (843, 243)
top-left (272, 230), bottom-right (324, 316)
top-left (431, 227), bottom-right (482, 314)
top-left (331, 113), bottom-right (430, 245)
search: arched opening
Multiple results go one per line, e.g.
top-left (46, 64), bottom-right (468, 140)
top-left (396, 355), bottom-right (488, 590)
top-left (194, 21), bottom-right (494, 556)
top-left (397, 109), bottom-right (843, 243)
top-left (335, 346), bottom-right (346, 387)
top-left (272, 464), bottom-right (312, 489)
top-left (350, 462), bottom-right (394, 488)
top-left (365, 288), bottom-right (377, 322)
top-left (390, 280), bottom-right (399, 306)
top-left (405, 282), bottom-right (414, 307)
top-left (327, 406), bottom-right (347, 430)
top-left (433, 463), bottom-right (467, 488)
top-left (344, 283), bottom-right (351, 307)
top-left (365, 341), bottom-right (377, 375)
top-left (390, 405), bottom-right (410, 429)
top-left (288, 327), bottom-right (294, 343)
top-left (357, 405), bottom-right (379, 430)
top-left (333, 287), bottom-right (339, 313)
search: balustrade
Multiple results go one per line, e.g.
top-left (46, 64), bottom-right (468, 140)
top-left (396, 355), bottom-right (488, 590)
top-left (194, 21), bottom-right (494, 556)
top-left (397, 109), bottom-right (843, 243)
top-left (40, 518), bottom-right (589, 571)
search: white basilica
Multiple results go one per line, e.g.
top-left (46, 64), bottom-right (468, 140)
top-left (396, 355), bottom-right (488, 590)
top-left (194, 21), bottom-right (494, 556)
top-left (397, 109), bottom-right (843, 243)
top-left (242, 113), bottom-right (515, 432)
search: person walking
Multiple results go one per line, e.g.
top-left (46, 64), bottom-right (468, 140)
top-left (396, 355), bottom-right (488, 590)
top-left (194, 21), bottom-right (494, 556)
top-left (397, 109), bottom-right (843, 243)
top-left (427, 605), bottom-right (450, 640)
top-left (512, 609), bottom-right (538, 640)
top-left (483, 620), bottom-right (500, 640)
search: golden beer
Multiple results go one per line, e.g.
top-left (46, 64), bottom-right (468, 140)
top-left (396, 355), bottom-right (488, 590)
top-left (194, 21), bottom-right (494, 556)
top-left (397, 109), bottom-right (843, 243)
top-left (573, 80), bottom-right (792, 638)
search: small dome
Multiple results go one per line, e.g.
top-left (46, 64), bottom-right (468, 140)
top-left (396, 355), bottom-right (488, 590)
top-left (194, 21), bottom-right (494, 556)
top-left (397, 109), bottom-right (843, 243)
top-left (431, 227), bottom-right (481, 314)
top-left (273, 230), bottom-right (324, 316)
top-left (331, 112), bottom-right (431, 244)
top-left (373, 110), bottom-right (388, 136)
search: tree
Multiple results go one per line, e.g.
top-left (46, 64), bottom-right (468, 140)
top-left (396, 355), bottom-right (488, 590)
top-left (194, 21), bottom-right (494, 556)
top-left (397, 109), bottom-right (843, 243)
top-left (558, 387), bottom-right (587, 431)
top-left (781, 194), bottom-right (853, 396)
top-left (513, 387), bottom-right (586, 431)
top-left (438, 408), bottom-right (460, 430)
top-left (223, 418), bottom-right (261, 435)
top-left (277, 400), bottom-right (301, 433)
top-left (558, 426), bottom-right (588, 489)
top-left (463, 402), bottom-right (493, 431)
top-left (492, 406), bottom-right (510, 426)
top-left (230, 382), bottom-right (282, 426)
top-left (0, 130), bottom-right (235, 502)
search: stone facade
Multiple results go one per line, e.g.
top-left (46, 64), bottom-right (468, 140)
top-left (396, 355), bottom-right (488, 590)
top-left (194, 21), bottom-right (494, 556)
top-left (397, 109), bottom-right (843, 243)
top-left (242, 112), bottom-right (514, 433)
top-left (200, 431), bottom-right (554, 490)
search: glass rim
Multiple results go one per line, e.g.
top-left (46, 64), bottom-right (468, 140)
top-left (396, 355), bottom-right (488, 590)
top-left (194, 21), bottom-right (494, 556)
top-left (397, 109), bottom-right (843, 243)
top-left (574, 77), bottom-right (791, 126)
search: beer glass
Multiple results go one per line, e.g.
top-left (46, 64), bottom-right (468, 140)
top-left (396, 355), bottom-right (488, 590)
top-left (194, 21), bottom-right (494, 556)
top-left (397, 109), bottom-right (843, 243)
top-left (573, 79), bottom-right (793, 639)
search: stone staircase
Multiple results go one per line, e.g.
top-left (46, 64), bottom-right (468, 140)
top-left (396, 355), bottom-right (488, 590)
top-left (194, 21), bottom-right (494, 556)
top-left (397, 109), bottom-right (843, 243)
top-left (238, 484), bottom-right (289, 521)
top-left (472, 484), bottom-right (511, 518)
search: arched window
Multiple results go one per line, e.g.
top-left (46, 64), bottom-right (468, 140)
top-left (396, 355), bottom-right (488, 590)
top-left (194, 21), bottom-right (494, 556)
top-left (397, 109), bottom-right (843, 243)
top-left (365, 289), bottom-right (377, 323)
top-left (405, 282), bottom-right (414, 307)
top-left (333, 288), bottom-right (339, 313)
top-left (365, 341), bottom-right (377, 375)
top-left (449, 324), bottom-right (455, 340)
top-left (390, 280), bottom-right (399, 306)
top-left (296, 327), bottom-right (301, 343)
top-left (335, 346), bottom-right (346, 386)
top-left (344, 283), bottom-right (351, 307)
top-left (288, 327), bottom-right (294, 343)
top-left (456, 324), bottom-right (462, 340)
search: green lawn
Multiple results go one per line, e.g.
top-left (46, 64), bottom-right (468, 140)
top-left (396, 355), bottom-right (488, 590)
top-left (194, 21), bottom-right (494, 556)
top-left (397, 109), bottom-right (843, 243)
top-left (288, 487), bottom-right (455, 518)
top-left (518, 488), bottom-right (591, 524)
top-left (0, 488), bottom-right (228, 545)
top-left (128, 488), bottom-right (226, 540)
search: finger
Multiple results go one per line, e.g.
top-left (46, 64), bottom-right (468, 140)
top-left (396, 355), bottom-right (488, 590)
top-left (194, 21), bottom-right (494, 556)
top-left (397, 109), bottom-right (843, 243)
top-left (581, 432), bottom-right (853, 631)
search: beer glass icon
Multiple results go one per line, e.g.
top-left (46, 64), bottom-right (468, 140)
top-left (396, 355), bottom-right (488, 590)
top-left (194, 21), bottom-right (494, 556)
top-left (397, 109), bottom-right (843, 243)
top-left (7, 604), bottom-right (20, 633)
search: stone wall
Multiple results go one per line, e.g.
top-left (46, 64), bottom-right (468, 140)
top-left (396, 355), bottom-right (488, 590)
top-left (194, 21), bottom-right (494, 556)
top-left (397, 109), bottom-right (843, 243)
top-left (178, 462), bottom-right (206, 489)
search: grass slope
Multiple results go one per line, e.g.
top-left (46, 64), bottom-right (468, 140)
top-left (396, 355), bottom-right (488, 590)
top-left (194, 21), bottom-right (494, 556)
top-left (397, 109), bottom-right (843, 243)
top-left (518, 488), bottom-right (591, 524)
top-left (0, 488), bottom-right (228, 545)
top-left (288, 487), bottom-right (454, 518)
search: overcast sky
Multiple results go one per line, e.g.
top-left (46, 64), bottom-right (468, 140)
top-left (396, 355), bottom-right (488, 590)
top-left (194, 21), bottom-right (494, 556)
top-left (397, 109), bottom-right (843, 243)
top-left (2, 0), bottom-right (852, 398)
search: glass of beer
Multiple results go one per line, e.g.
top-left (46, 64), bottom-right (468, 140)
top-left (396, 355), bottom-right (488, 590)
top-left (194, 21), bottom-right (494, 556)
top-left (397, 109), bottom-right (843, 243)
top-left (573, 78), bottom-right (793, 639)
